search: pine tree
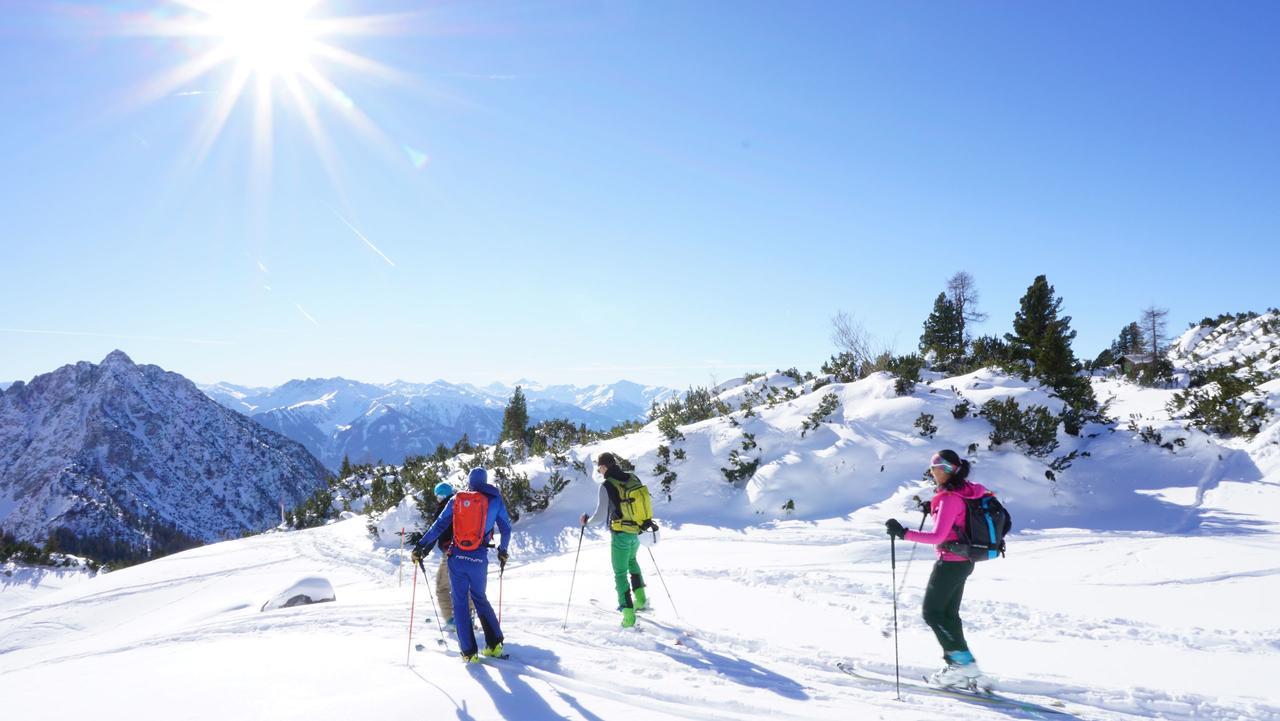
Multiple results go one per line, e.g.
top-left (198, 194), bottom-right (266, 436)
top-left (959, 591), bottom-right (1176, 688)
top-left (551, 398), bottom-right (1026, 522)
top-left (501, 386), bottom-right (530, 446)
top-left (1110, 322), bottom-right (1146, 358)
top-left (1006, 275), bottom-right (1100, 435)
top-left (1034, 313), bottom-right (1078, 388)
top-left (920, 292), bottom-right (963, 366)
top-left (1006, 275), bottom-right (1059, 367)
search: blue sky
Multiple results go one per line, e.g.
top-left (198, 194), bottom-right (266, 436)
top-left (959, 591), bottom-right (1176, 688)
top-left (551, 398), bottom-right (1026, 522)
top-left (1, 1), bottom-right (1277, 389)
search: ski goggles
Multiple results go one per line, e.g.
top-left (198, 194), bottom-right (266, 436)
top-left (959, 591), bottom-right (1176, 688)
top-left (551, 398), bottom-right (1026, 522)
top-left (929, 454), bottom-right (957, 474)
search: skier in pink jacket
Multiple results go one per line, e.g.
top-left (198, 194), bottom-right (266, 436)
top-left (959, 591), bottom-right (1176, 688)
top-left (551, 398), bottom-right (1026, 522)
top-left (886, 449), bottom-right (991, 689)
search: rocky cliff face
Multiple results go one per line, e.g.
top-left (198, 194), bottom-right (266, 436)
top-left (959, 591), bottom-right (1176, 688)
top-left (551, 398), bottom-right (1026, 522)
top-left (0, 351), bottom-right (329, 557)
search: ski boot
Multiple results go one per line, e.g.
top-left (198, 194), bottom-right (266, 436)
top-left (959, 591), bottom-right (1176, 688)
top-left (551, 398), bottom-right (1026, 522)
top-left (621, 607), bottom-right (637, 628)
top-left (927, 651), bottom-right (984, 690)
top-left (480, 643), bottom-right (504, 658)
top-left (634, 587), bottom-right (648, 612)
top-left (460, 652), bottom-right (481, 665)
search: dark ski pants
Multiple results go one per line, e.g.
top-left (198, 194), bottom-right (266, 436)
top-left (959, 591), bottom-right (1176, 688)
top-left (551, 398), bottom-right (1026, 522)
top-left (922, 559), bottom-right (974, 658)
top-left (448, 552), bottom-right (502, 656)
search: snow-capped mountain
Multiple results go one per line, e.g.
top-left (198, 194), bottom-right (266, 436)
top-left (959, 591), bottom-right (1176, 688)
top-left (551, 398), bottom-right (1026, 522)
top-left (0, 351), bottom-right (329, 554)
top-left (477, 379), bottom-right (679, 425)
top-left (199, 378), bottom-right (678, 470)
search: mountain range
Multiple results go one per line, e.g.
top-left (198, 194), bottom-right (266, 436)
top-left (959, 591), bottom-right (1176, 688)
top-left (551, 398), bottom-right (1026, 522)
top-left (0, 351), bottom-right (329, 558)
top-left (198, 377), bottom-right (678, 470)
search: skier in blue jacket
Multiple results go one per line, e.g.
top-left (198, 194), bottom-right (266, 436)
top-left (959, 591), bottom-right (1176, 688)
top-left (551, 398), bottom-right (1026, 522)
top-left (413, 467), bottom-right (512, 663)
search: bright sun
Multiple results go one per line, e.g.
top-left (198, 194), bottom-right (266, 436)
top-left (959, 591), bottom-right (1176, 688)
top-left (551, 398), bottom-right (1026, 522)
top-left (203, 0), bottom-right (319, 78)
top-left (128, 0), bottom-right (405, 175)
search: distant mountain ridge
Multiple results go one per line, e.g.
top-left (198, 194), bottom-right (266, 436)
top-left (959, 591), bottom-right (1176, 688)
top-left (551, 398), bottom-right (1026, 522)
top-left (0, 351), bottom-right (329, 559)
top-left (200, 377), bottom-right (678, 470)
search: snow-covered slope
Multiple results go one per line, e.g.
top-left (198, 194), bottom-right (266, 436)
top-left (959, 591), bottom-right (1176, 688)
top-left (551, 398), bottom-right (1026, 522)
top-left (5, 317), bottom-right (1277, 720)
top-left (2, 485), bottom-right (1275, 720)
top-left (0, 351), bottom-right (329, 549)
top-left (1170, 311), bottom-right (1280, 378)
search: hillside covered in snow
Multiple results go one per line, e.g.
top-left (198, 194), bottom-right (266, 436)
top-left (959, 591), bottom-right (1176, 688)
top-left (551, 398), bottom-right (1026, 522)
top-left (2, 312), bottom-right (1278, 720)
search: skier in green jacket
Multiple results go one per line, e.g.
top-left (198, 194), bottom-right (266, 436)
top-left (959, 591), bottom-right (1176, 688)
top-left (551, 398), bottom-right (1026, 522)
top-left (580, 452), bottom-right (652, 628)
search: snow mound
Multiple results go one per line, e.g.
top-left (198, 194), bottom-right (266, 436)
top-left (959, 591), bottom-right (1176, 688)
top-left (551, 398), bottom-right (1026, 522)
top-left (260, 576), bottom-right (336, 612)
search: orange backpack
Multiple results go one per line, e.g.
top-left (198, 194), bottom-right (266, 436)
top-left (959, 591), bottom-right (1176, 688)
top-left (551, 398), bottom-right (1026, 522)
top-left (451, 491), bottom-right (490, 552)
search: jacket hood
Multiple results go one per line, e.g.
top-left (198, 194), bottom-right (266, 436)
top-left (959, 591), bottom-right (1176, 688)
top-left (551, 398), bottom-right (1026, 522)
top-left (467, 467), bottom-right (501, 496)
top-left (948, 480), bottom-right (989, 499)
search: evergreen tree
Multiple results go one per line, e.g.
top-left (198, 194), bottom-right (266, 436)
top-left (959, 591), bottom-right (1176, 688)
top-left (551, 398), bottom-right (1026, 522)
top-left (1034, 312), bottom-right (1079, 388)
top-left (1005, 275), bottom-right (1101, 434)
top-left (501, 386), bottom-right (530, 446)
top-left (920, 292), bottom-right (963, 366)
top-left (1006, 275), bottom-right (1059, 367)
top-left (1110, 322), bottom-right (1146, 358)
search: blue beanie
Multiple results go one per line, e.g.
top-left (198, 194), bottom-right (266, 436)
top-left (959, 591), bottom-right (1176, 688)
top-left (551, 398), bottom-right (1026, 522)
top-left (468, 467), bottom-right (488, 490)
top-left (433, 481), bottom-right (454, 498)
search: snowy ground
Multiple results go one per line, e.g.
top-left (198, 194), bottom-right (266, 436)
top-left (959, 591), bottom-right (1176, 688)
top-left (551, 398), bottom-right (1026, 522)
top-left (4, 319), bottom-right (1278, 719)
top-left (2, 493), bottom-right (1277, 721)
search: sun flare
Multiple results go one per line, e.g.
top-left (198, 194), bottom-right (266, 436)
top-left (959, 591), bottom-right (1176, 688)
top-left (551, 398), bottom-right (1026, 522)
top-left (125, 0), bottom-right (407, 178)
top-left (203, 1), bottom-right (320, 78)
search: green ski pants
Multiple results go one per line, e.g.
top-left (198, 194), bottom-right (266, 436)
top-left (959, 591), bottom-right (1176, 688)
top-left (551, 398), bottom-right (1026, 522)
top-left (610, 531), bottom-right (645, 609)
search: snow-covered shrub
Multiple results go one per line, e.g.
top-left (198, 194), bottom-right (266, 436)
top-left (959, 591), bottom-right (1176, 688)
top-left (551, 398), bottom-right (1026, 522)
top-left (800, 393), bottom-right (840, 437)
top-left (980, 398), bottom-right (1060, 457)
top-left (952, 399), bottom-right (972, 419)
top-left (914, 412), bottom-right (937, 439)
top-left (1169, 363), bottom-right (1273, 438)
top-left (821, 352), bottom-right (861, 383)
top-left (658, 414), bottom-right (685, 442)
top-left (888, 354), bottom-right (924, 396)
top-left (653, 444), bottom-right (679, 500)
top-left (721, 432), bottom-right (760, 486)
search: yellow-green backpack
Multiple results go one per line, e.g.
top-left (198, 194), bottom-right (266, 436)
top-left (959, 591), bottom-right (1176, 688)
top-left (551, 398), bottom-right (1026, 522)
top-left (609, 474), bottom-right (654, 534)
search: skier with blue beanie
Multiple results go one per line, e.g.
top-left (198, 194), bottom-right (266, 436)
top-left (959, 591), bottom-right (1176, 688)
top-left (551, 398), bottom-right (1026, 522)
top-left (414, 467), bottom-right (512, 663)
top-left (411, 481), bottom-right (470, 628)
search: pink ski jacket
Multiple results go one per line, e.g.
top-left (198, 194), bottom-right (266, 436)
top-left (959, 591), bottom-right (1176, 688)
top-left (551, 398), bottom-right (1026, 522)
top-left (904, 480), bottom-right (990, 562)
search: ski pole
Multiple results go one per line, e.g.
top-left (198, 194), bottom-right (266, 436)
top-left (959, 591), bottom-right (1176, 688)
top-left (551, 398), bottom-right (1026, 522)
top-left (890, 535), bottom-right (901, 701)
top-left (563, 525), bottom-right (585, 630)
top-left (646, 546), bottom-right (680, 620)
top-left (896, 509), bottom-right (929, 598)
top-left (406, 559), bottom-right (419, 666)
top-left (419, 557), bottom-right (449, 651)
top-left (498, 566), bottom-right (505, 625)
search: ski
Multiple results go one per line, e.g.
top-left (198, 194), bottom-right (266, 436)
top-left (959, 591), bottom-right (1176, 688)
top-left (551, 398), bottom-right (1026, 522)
top-left (834, 662), bottom-right (1072, 717)
top-left (586, 598), bottom-right (689, 645)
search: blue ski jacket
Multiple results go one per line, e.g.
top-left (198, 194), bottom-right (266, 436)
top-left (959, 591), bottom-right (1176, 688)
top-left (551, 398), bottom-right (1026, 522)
top-left (416, 467), bottom-right (511, 557)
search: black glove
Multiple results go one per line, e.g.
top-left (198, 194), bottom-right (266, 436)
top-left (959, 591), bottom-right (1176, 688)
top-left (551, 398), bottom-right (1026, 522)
top-left (411, 547), bottom-right (424, 563)
top-left (915, 496), bottom-right (932, 515)
top-left (497, 549), bottom-right (509, 571)
top-left (640, 519), bottom-right (659, 532)
top-left (885, 519), bottom-right (907, 540)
